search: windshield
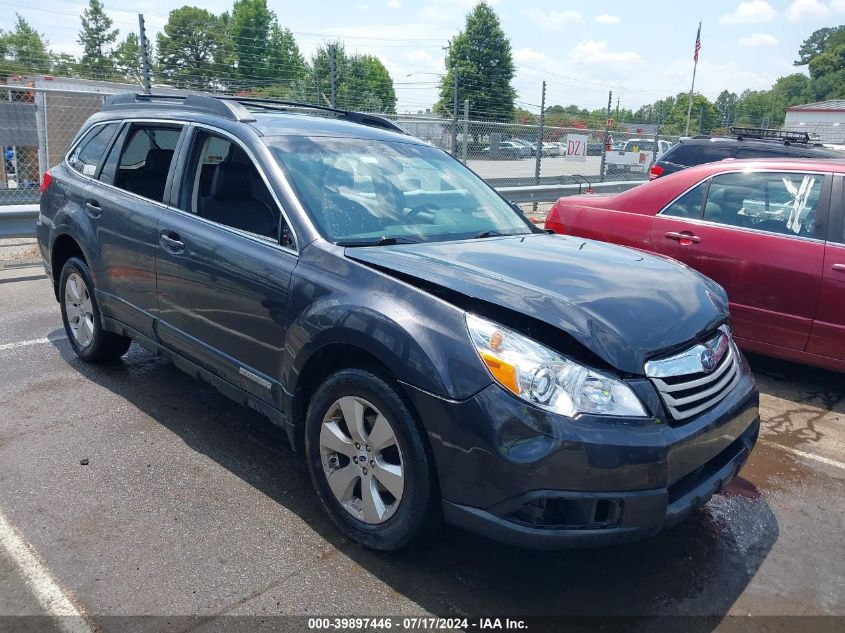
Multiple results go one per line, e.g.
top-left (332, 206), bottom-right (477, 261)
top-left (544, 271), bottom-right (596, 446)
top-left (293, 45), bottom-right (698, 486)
top-left (267, 136), bottom-right (533, 244)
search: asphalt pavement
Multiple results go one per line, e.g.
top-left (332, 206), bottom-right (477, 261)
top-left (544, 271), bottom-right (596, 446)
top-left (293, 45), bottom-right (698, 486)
top-left (1, 262), bottom-right (843, 632)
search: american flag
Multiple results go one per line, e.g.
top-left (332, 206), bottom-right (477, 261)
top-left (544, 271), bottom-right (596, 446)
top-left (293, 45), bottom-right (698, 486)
top-left (694, 23), bottom-right (701, 63)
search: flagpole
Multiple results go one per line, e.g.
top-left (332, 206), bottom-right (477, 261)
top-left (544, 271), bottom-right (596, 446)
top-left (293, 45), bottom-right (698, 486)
top-left (685, 21), bottom-right (701, 137)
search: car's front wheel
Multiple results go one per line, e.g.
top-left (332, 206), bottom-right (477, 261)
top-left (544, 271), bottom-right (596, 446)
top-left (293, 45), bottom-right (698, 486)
top-left (59, 257), bottom-right (132, 362)
top-left (305, 368), bottom-right (438, 550)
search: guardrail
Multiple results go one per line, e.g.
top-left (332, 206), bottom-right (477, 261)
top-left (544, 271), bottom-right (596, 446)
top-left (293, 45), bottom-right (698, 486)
top-left (0, 179), bottom-right (646, 239)
top-left (0, 206), bottom-right (40, 239)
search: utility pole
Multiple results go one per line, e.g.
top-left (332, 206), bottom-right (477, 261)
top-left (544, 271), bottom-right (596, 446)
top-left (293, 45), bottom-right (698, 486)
top-left (314, 71), bottom-right (320, 105)
top-left (615, 97), bottom-right (620, 123)
top-left (461, 99), bottom-right (469, 164)
top-left (599, 90), bottom-right (612, 181)
top-left (329, 45), bottom-right (337, 108)
top-left (698, 104), bottom-right (704, 133)
top-left (138, 14), bottom-right (151, 94)
top-left (450, 65), bottom-right (459, 156)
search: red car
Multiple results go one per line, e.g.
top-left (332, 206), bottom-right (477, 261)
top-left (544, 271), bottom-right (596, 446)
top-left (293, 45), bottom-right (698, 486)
top-left (545, 158), bottom-right (845, 372)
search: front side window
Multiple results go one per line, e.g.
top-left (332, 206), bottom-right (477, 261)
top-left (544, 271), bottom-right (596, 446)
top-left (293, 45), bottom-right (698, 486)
top-left (111, 124), bottom-right (182, 203)
top-left (179, 129), bottom-right (287, 245)
top-left (267, 136), bottom-right (533, 244)
top-left (702, 171), bottom-right (825, 238)
top-left (68, 123), bottom-right (119, 176)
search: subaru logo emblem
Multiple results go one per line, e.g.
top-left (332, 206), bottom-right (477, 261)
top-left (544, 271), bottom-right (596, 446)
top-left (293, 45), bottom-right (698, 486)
top-left (700, 347), bottom-right (717, 372)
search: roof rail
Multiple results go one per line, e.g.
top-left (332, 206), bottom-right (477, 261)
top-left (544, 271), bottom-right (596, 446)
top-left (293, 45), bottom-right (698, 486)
top-left (216, 96), bottom-right (406, 134)
top-left (728, 126), bottom-right (810, 145)
top-left (102, 93), bottom-right (257, 122)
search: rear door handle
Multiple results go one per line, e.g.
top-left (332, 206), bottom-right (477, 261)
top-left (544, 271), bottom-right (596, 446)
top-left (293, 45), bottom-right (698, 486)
top-left (833, 264), bottom-right (845, 273)
top-left (665, 231), bottom-right (701, 245)
top-left (159, 231), bottom-right (185, 253)
top-left (84, 199), bottom-right (102, 218)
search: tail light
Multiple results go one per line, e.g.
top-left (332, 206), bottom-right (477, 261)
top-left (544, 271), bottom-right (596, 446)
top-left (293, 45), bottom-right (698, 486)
top-left (649, 164), bottom-right (664, 180)
top-left (40, 170), bottom-right (53, 193)
top-left (545, 203), bottom-right (565, 233)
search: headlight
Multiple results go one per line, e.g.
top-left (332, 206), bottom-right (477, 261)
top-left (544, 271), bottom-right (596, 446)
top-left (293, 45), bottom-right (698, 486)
top-left (466, 314), bottom-right (647, 418)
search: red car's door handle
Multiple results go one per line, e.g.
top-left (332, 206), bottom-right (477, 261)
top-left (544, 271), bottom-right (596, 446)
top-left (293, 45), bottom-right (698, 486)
top-left (833, 264), bottom-right (845, 273)
top-left (664, 231), bottom-right (701, 245)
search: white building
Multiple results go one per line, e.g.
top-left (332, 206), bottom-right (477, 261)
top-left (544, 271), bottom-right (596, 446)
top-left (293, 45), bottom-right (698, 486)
top-left (784, 100), bottom-right (845, 145)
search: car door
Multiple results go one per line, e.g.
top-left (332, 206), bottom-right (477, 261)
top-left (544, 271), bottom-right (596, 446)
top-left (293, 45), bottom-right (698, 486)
top-left (807, 174), bottom-right (845, 359)
top-left (90, 121), bottom-right (185, 338)
top-left (650, 170), bottom-right (830, 351)
top-left (155, 124), bottom-right (298, 407)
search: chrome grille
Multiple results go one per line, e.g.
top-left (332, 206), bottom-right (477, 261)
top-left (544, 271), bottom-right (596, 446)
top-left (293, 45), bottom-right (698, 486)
top-left (644, 328), bottom-right (740, 421)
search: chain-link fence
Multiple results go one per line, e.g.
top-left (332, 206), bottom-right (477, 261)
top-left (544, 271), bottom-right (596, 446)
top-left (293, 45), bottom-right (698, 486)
top-left (0, 79), bottom-right (679, 207)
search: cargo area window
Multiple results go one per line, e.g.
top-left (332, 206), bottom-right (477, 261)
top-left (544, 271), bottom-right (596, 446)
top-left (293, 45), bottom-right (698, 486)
top-left (67, 123), bottom-right (119, 177)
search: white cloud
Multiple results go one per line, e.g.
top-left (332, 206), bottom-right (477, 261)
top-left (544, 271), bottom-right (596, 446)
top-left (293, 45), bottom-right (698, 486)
top-left (739, 32), bottom-right (778, 46)
top-left (785, 0), bottom-right (829, 20)
top-left (569, 40), bottom-right (643, 66)
top-left (513, 48), bottom-right (547, 62)
top-left (418, 0), bottom-right (501, 21)
top-left (356, 3), bottom-right (371, 9)
top-left (523, 9), bottom-right (583, 30)
top-left (387, 0), bottom-right (401, 7)
top-left (719, 1), bottom-right (776, 24)
top-left (594, 14), bottom-right (620, 24)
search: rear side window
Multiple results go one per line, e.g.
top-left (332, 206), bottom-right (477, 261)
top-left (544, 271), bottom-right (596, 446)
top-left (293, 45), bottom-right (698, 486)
top-left (702, 171), bottom-right (826, 239)
top-left (663, 143), bottom-right (735, 167)
top-left (662, 182), bottom-right (707, 219)
top-left (109, 124), bottom-right (183, 203)
top-left (735, 146), bottom-right (790, 159)
top-left (67, 123), bottom-right (119, 177)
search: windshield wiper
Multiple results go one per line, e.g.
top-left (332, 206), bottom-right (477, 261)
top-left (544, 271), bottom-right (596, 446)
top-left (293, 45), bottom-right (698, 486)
top-left (472, 230), bottom-right (503, 239)
top-left (336, 236), bottom-right (419, 247)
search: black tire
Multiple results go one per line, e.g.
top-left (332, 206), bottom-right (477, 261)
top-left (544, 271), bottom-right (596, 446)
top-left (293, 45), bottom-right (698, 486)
top-left (59, 257), bottom-right (132, 363)
top-left (305, 368), bottom-right (438, 551)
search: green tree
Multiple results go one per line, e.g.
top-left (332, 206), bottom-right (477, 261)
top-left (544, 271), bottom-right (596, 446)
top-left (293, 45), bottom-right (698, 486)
top-left (51, 53), bottom-right (80, 77)
top-left (266, 25), bottom-right (307, 85)
top-left (309, 42), bottom-right (396, 112)
top-left (808, 44), bottom-right (845, 79)
top-left (156, 7), bottom-right (229, 90)
top-left (114, 32), bottom-right (148, 85)
top-left (714, 90), bottom-right (738, 126)
top-left (437, 1), bottom-right (516, 120)
top-left (794, 26), bottom-right (845, 66)
top-left (229, 0), bottom-right (273, 83)
top-left (78, 0), bottom-right (118, 79)
top-left (0, 14), bottom-right (52, 77)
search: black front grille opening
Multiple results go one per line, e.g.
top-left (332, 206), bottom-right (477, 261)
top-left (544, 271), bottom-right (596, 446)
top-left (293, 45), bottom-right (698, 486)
top-left (505, 497), bottom-right (623, 529)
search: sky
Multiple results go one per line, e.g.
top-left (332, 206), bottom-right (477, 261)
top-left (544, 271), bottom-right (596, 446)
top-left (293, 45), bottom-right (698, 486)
top-left (2, 0), bottom-right (843, 113)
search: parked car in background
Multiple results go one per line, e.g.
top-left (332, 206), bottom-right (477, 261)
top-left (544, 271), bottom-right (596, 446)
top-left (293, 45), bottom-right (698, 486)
top-left (606, 138), bottom-right (672, 175)
top-left (542, 142), bottom-right (563, 156)
top-left (38, 92), bottom-right (758, 551)
top-left (587, 141), bottom-right (606, 155)
top-left (480, 140), bottom-right (531, 159)
top-left (650, 127), bottom-right (844, 180)
top-left (546, 158), bottom-right (845, 372)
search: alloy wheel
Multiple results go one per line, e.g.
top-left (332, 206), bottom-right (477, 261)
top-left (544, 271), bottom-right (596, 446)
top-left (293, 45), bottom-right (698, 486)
top-left (65, 272), bottom-right (95, 348)
top-left (319, 396), bottom-right (405, 525)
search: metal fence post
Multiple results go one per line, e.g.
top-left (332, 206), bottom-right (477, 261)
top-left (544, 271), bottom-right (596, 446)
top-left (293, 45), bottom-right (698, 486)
top-left (450, 65), bottom-right (458, 156)
top-left (532, 81), bottom-right (546, 213)
top-left (138, 14), bottom-right (152, 94)
top-left (598, 90), bottom-right (612, 182)
top-left (461, 99), bottom-right (469, 164)
top-left (651, 109), bottom-right (661, 170)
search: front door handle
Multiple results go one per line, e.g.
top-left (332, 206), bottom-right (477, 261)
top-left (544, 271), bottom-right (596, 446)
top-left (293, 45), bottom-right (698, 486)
top-left (665, 231), bottom-right (701, 245)
top-left (84, 199), bottom-right (102, 218)
top-left (159, 231), bottom-right (185, 253)
top-left (833, 264), bottom-right (845, 273)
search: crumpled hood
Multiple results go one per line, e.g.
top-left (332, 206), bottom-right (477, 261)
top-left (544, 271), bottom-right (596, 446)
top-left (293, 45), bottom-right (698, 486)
top-left (345, 233), bottom-right (729, 374)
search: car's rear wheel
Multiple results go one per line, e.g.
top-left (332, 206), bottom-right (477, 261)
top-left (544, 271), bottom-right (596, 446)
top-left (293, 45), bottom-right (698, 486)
top-left (60, 257), bottom-right (132, 362)
top-left (305, 368), bottom-right (437, 550)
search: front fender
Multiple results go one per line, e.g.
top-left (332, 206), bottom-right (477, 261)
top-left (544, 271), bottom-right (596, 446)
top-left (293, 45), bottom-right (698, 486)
top-left (281, 246), bottom-right (492, 406)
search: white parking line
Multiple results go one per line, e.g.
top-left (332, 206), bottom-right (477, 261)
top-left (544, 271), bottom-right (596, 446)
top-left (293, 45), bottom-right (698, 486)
top-left (0, 510), bottom-right (93, 633)
top-left (0, 336), bottom-right (64, 352)
top-left (760, 439), bottom-right (845, 471)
